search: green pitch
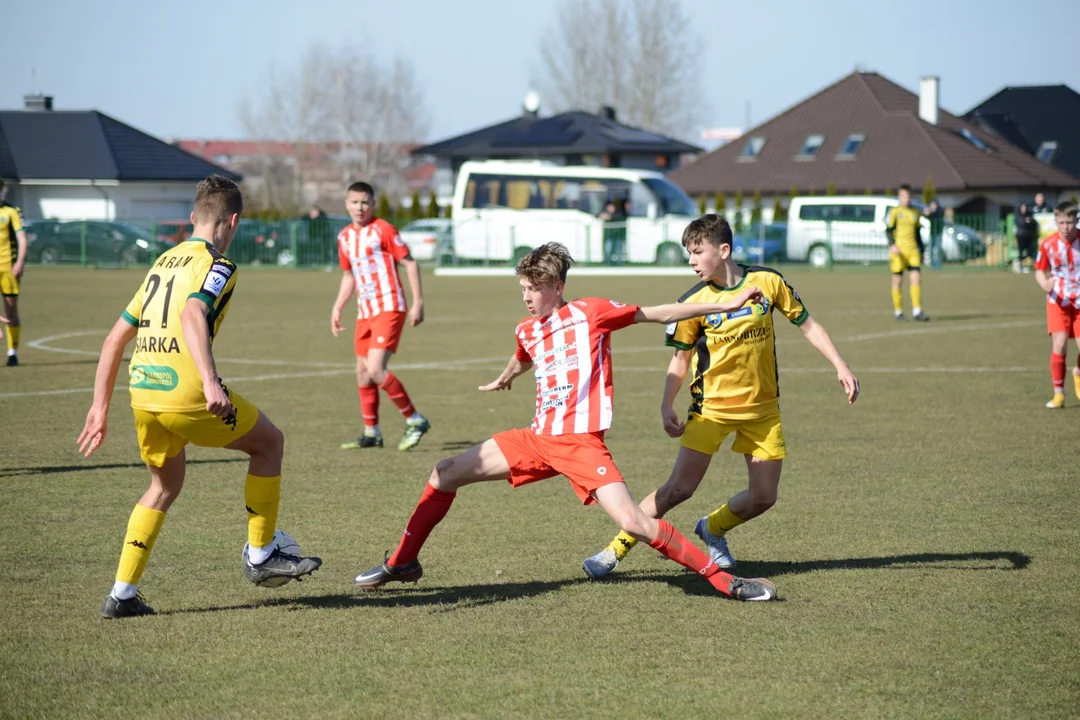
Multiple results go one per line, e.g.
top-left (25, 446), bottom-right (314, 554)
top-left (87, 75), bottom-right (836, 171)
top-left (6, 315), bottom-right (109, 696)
top-left (1, 266), bottom-right (1077, 718)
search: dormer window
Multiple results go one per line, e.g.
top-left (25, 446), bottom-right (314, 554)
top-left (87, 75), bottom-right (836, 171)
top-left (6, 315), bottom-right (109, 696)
top-left (838, 134), bottom-right (865, 157)
top-left (739, 136), bottom-right (766, 159)
top-left (1037, 141), bottom-right (1058, 163)
top-left (797, 134), bottom-right (824, 159)
top-left (959, 127), bottom-right (990, 151)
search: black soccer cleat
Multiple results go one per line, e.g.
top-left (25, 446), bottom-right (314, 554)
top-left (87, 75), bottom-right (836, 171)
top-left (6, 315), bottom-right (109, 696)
top-left (354, 557), bottom-right (423, 589)
top-left (5, 354), bottom-right (17, 367)
top-left (727, 576), bottom-right (777, 602)
top-left (243, 546), bottom-right (322, 587)
top-left (101, 591), bottom-right (156, 619)
top-left (913, 312), bottom-right (931, 322)
top-left (341, 434), bottom-right (384, 449)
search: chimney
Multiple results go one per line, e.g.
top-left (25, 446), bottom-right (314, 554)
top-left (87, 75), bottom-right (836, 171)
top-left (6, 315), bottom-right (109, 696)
top-left (523, 90), bottom-right (540, 117)
top-left (601, 106), bottom-right (616, 121)
top-left (24, 94), bottom-right (53, 111)
top-left (918, 76), bottom-right (939, 126)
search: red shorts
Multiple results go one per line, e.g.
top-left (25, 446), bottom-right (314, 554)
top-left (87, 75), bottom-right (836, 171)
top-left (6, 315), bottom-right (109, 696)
top-left (1046, 303), bottom-right (1080, 338)
top-left (355, 311), bottom-right (407, 355)
top-left (492, 429), bottom-right (624, 505)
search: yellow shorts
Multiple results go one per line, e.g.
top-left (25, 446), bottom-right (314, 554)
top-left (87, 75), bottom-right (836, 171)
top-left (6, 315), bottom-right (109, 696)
top-left (132, 390), bottom-right (259, 467)
top-left (0, 270), bottom-right (19, 296)
top-left (889, 245), bottom-right (922, 274)
top-left (680, 412), bottom-right (786, 461)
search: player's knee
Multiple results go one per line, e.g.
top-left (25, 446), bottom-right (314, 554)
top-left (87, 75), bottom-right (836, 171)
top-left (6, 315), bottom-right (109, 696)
top-left (370, 368), bottom-right (388, 386)
top-left (261, 422), bottom-right (285, 459)
top-left (429, 457), bottom-right (459, 491)
top-left (657, 479), bottom-right (696, 509)
top-left (748, 487), bottom-right (778, 511)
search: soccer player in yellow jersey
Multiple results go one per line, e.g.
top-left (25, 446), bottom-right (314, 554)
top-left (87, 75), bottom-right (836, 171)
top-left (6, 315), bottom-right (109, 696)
top-left (886, 185), bottom-right (930, 321)
top-left (77, 176), bottom-right (322, 619)
top-left (583, 214), bottom-right (859, 578)
top-left (0, 179), bottom-right (28, 366)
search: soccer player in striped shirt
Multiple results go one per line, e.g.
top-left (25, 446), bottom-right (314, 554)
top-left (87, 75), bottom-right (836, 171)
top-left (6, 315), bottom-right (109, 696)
top-left (355, 242), bottom-right (779, 601)
top-left (1035, 201), bottom-right (1080, 408)
top-left (331, 182), bottom-right (431, 451)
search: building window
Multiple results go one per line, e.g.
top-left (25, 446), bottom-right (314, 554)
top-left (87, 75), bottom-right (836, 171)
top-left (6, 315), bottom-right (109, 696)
top-left (958, 127), bottom-right (990, 151)
top-left (739, 136), bottom-right (766, 159)
top-left (797, 134), bottom-right (824, 159)
top-left (1036, 141), bottom-right (1058, 163)
top-left (837, 134), bottom-right (865, 157)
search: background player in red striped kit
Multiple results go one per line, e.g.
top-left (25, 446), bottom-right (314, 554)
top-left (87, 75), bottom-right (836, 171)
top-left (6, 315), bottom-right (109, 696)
top-left (354, 242), bottom-right (779, 601)
top-left (1035, 201), bottom-right (1080, 408)
top-left (331, 181), bottom-right (431, 450)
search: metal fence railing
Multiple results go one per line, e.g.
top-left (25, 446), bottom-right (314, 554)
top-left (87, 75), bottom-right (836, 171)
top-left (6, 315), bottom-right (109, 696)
top-left (21, 212), bottom-right (1040, 271)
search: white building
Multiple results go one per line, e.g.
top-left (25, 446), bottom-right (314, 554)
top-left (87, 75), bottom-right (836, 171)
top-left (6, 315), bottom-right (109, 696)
top-left (1, 95), bottom-right (241, 223)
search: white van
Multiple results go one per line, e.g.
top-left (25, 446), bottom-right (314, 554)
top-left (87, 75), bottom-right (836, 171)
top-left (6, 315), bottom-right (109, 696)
top-left (449, 160), bottom-right (698, 265)
top-left (787, 196), bottom-right (929, 268)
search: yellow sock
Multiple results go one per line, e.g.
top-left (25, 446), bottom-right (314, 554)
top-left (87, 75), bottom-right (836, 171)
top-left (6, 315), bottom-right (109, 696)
top-left (115, 504), bottom-right (166, 585)
top-left (245, 474), bottom-right (281, 548)
top-left (910, 285), bottom-right (922, 313)
top-left (704, 504), bottom-right (745, 536)
top-left (5, 324), bottom-right (18, 352)
top-left (607, 531), bottom-right (638, 560)
top-left (891, 288), bottom-right (903, 313)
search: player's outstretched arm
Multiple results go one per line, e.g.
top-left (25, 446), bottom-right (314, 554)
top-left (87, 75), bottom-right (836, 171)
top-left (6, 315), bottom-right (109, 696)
top-left (77, 318), bottom-right (138, 457)
top-left (660, 349), bottom-right (692, 437)
top-left (331, 272), bottom-right (356, 337)
top-left (0, 314), bottom-right (8, 338)
top-left (401, 255), bottom-right (425, 327)
top-left (180, 298), bottom-right (231, 417)
top-left (799, 316), bottom-right (860, 404)
top-left (479, 356), bottom-right (533, 392)
top-left (635, 285), bottom-right (764, 324)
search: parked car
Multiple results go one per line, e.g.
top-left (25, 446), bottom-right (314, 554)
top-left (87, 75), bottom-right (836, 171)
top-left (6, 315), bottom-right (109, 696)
top-left (154, 219), bottom-right (193, 244)
top-left (26, 220), bottom-right (169, 266)
top-left (398, 218), bottom-right (452, 261)
top-left (154, 219), bottom-right (284, 265)
top-left (732, 222), bottom-right (787, 264)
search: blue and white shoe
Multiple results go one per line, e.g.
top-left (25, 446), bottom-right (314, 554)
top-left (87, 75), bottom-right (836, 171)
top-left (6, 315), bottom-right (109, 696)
top-left (582, 548), bottom-right (619, 579)
top-left (695, 517), bottom-right (736, 569)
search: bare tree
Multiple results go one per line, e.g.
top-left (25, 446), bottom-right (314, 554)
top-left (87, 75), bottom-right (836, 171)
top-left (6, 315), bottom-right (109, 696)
top-left (533, 0), bottom-right (703, 139)
top-left (239, 44), bottom-right (429, 211)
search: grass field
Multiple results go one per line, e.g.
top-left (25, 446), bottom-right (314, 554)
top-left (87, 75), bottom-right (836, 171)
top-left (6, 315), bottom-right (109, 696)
top-left (1, 265), bottom-right (1078, 719)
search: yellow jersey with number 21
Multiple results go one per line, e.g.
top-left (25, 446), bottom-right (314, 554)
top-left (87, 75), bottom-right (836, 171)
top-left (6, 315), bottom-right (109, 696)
top-left (120, 238), bottom-right (239, 413)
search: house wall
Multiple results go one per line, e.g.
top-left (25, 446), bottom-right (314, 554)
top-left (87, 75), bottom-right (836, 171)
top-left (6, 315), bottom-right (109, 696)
top-left (17, 182), bottom-right (197, 222)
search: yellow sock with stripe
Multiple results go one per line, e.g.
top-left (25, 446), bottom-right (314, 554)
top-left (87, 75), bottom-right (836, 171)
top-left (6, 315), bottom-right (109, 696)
top-left (891, 288), bottom-right (903, 314)
top-left (910, 285), bottom-right (922, 314)
top-left (245, 474), bottom-right (281, 551)
top-left (704, 504), bottom-right (745, 537)
top-left (112, 504), bottom-right (166, 599)
top-left (5, 324), bottom-right (18, 352)
top-left (607, 530), bottom-right (638, 560)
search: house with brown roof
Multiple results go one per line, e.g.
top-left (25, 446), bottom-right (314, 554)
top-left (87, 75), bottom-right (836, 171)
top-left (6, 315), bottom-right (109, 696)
top-left (670, 72), bottom-right (1080, 222)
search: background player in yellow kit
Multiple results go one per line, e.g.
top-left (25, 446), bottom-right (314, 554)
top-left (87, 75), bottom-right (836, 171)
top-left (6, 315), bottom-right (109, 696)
top-left (583, 214), bottom-right (859, 578)
top-left (0, 179), bottom-right (28, 366)
top-left (886, 185), bottom-right (929, 321)
top-left (77, 176), bottom-right (321, 619)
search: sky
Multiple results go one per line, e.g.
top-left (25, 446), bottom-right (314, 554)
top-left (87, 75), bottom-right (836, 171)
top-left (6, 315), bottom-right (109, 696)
top-left (6, 0), bottom-right (1079, 145)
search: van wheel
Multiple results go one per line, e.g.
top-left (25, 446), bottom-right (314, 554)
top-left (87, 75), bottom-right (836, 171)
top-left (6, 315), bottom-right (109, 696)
top-left (512, 246), bottom-right (532, 264)
top-left (655, 242), bottom-right (684, 266)
top-left (808, 244), bottom-right (832, 268)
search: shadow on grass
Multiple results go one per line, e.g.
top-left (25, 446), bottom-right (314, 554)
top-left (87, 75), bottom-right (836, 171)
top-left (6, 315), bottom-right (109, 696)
top-left (0, 457), bottom-right (245, 478)
top-left (160, 550), bottom-right (1029, 616)
top-left (438, 441), bottom-right (485, 451)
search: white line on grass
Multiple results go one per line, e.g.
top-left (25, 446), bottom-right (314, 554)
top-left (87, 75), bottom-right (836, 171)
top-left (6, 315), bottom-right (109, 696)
top-left (9, 319), bottom-right (1041, 400)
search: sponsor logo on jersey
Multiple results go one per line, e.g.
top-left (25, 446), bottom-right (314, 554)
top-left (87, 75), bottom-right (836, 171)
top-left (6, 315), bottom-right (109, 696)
top-left (129, 364), bottom-right (179, 391)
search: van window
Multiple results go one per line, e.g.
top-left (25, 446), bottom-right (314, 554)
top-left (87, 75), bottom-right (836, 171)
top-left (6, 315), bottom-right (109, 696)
top-left (463, 173), bottom-right (645, 215)
top-left (834, 204), bottom-right (876, 222)
top-left (798, 204), bottom-right (840, 221)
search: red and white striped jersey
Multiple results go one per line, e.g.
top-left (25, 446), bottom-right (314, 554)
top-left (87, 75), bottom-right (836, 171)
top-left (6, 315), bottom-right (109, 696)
top-left (514, 297), bottom-right (640, 436)
top-left (337, 218), bottom-right (410, 319)
top-left (1035, 231), bottom-right (1080, 308)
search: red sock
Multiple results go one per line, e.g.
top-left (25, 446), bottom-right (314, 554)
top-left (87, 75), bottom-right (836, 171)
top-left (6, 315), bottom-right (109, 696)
top-left (388, 484), bottom-right (456, 566)
top-left (1051, 352), bottom-right (1066, 393)
top-left (648, 519), bottom-right (735, 596)
top-left (381, 372), bottom-right (416, 418)
top-left (358, 383), bottom-right (379, 428)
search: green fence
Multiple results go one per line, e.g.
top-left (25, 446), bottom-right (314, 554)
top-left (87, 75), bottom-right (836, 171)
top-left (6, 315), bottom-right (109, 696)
top-left (22, 213), bottom-right (1031, 271)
